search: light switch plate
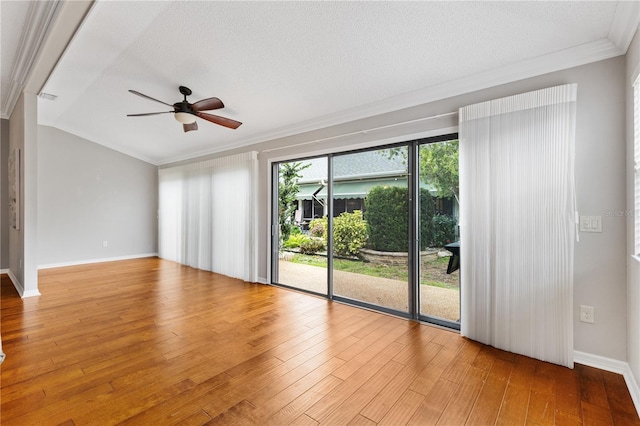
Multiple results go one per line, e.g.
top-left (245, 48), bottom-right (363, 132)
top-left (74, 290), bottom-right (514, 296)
top-left (579, 216), bottom-right (602, 233)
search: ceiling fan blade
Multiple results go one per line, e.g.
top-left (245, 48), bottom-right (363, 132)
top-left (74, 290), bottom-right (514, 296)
top-left (128, 90), bottom-right (174, 107)
top-left (127, 111), bottom-right (174, 117)
top-left (191, 97), bottom-right (224, 112)
top-left (196, 112), bottom-right (242, 129)
top-left (183, 122), bottom-right (198, 132)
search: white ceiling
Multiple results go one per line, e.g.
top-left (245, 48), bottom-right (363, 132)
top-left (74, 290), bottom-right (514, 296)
top-left (2, 1), bottom-right (639, 165)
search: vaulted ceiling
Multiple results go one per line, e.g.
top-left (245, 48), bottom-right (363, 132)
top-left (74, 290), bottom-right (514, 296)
top-left (2, 1), bottom-right (638, 165)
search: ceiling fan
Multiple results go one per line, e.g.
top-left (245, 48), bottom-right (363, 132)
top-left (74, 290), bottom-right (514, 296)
top-left (127, 86), bottom-right (242, 132)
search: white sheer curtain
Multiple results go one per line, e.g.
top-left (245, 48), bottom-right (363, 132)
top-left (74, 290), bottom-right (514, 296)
top-left (459, 84), bottom-right (577, 367)
top-left (158, 151), bottom-right (258, 282)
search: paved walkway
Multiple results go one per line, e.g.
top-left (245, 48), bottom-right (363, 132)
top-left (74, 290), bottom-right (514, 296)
top-left (277, 260), bottom-right (460, 322)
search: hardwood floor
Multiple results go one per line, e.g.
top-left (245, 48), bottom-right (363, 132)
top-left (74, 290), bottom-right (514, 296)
top-left (0, 258), bottom-right (638, 425)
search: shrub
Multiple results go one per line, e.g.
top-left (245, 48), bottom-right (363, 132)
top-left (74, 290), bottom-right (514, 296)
top-left (283, 233), bottom-right (310, 249)
top-left (365, 186), bottom-right (435, 252)
top-left (333, 210), bottom-right (368, 257)
top-left (290, 226), bottom-right (302, 236)
top-left (309, 217), bottom-right (327, 239)
top-left (431, 214), bottom-right (457, 247)
top-left (299, 237), bottom-right (325, 254)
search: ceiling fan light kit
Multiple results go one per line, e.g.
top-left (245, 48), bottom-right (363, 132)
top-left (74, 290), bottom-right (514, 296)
top-left (174, 112), bottom-right (196, 124)
top-left (127, 85), bottom-right (242, 132)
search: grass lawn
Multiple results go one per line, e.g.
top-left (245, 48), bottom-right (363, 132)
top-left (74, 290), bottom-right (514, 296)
top-left (290, 253), bottom-right (459, 290)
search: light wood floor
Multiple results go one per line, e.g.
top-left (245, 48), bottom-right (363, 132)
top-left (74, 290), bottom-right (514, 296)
top-left (1, 258), bottom-right (638, 425)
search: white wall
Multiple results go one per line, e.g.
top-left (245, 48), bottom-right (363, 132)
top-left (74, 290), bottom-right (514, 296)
top-left (37, 126), bottom-right (158, 266)
top-left (8, 92), bottom-right (39, 296)
top-left (627, 27), bottom-right (640, 386)
top-left (1, 118), bottom-right (9, 269)
top-left (170, 55), bottom-right (630, 362)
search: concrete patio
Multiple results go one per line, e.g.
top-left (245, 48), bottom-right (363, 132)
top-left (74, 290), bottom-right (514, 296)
top-left (277, 260), bottom-right (460, 322)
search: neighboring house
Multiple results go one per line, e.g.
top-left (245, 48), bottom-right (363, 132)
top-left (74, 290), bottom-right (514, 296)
top-left (291, 151), bottom-right (456, 224)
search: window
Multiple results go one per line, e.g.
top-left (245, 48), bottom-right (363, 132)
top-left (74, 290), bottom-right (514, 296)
top-left (635, 76), bottom-right (640, 255)
top-left (302, 198), bottom-right (324, 219)
top-left (434, 197), bottom-right (454, 216)
top-left (333, 198), bottom-right (365, 216)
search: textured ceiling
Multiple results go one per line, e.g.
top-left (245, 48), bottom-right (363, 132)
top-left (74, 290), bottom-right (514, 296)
top-left (3, 1), bottom-right (639, 165)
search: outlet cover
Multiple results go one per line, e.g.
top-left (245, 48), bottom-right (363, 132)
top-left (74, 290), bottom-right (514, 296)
top-left (580, 305), bottom-right (594, 323)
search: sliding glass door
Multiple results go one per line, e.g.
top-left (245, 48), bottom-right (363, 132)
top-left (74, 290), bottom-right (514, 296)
top-left (418, 139), bottom-right (460, 326)
top-left (332, 148), bottom-right (409, 314)
top-left (273, 157), bottom-right (327, 295)
top-left (271, 134), bottom-right (459, 328)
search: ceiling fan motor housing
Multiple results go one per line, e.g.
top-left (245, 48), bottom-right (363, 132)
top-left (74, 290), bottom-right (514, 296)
top-left (174, 101), bottom-right (194, 114)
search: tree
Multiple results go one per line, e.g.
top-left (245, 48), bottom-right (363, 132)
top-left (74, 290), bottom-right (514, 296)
top-left (419, 140), bottom-right (459, 203)
top-left (278, 161), bottom-right (310, 247)
top-left (385, 140), bottom-right (459, 203)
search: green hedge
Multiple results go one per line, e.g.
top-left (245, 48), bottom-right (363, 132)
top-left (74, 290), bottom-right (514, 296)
top-left (431, 214), bottom-right (457, 247)
top-left (419, 189), bottom-right (436, 249)
top-left (364, 186), bottom-right (435, 251)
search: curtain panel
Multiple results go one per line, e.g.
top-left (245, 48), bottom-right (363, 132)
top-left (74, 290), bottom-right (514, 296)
top-left (459, 84), bottom-right (577, 367)
top-left (158, 151), bottom-right (258, 282)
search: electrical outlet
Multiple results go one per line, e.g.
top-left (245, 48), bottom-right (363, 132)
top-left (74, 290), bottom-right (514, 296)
top-left (103, 240), bottom-right (108, 248)
top-left (580, 305), bottom-right (594, 323)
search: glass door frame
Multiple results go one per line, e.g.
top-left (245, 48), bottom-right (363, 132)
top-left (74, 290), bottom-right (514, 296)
top-left (270, 132), bottom-right (460, 329)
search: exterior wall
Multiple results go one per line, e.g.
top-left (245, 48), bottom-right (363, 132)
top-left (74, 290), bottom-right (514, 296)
top-left (37, 125), bottom-right (158, 267)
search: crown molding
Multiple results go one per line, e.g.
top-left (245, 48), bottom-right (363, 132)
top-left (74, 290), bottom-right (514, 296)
top-left (609, 1), bottom-right (640, 53)
top-left (0, 1), bottom-right (61, 119)
top-left (158, 37), bottom-right (624, 165)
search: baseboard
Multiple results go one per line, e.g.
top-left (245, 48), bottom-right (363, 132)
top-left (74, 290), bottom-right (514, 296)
top-left (258, 276), bottom-right (268, 284)
top-left (574, 350), bottom-right (640, 417)
top-left (0, 268), bottom-right (8, 274)
top-left (6, 269), bottom-right (41, 298)
top-left (7, 269), bottom-right (23, 294)
top-left (38, 253), bottom-right (159, 270)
